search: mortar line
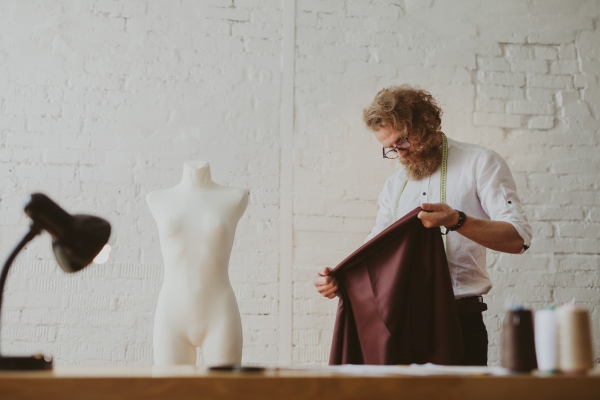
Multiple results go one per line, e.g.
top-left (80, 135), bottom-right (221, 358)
top-left (279, 0), bottom-right (295, 367)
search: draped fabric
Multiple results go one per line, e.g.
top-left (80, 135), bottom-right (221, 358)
top-left (329, 208), bottom-right (464, 365)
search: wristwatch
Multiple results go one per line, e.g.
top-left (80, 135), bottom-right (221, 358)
top-left (445, 210), bottom-right (466, 232)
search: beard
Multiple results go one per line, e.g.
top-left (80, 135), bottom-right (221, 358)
top-left (399, 136), bottom-right (442, 181)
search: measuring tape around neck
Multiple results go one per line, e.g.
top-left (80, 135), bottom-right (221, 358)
top-left (391, 132), bottom-right (449, 249)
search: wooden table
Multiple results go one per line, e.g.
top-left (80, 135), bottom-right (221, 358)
top-left (1, 366), bottom-right (600, 400)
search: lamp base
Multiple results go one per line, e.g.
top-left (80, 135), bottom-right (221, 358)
top-left (0, 354), bottom-right (53, 370)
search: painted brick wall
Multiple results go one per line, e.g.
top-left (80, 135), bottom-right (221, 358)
top-left (291, 0), bottom-right (600, 366)
top-left (0, 0), bottom-right (283, 365)
top-left (0, 0), bottom-right (599, 367)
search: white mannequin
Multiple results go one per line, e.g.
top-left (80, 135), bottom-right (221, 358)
top-left (147, 161), bottom-right (248, 366)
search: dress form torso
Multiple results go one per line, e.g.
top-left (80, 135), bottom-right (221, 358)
top-left (147, 161), bottom-right (248, 366)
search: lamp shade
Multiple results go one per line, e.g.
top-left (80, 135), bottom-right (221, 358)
top-left (24, 194), bottom-right (111, 272)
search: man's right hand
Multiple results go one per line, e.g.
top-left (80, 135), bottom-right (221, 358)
top-left (314, 267), bottom-right (339, 299)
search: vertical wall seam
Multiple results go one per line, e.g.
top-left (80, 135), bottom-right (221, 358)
top-left (279, 0), bottom-right (295, 366)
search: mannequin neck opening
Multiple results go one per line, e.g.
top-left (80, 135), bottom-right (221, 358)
top-left (179, 162), bottom-right (218, 191)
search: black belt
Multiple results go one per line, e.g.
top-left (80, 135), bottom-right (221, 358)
top-left (455, 296), bottom-right (488, 314)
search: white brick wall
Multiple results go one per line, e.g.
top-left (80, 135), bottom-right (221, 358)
top-left (292, 0), bottom-right (600, 366)
top-left (0, 0), bottom-right (283, 366)
top-left (0, 0), bottom-right (598, 367)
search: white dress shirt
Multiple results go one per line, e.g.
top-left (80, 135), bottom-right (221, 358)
top-left (365, 136), bottom-right (532, 299)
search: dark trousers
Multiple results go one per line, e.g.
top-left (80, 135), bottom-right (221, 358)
top-left (458, 312), bottom-right (488, 366)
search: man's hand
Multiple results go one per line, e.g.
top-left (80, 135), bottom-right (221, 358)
top-left (314, 267), bottom-right (339, 299)
top-left (418, 203), bottom-right (459, 228)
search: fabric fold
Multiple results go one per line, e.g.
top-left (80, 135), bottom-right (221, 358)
top-left (329, 207), bottom-right (464, 365)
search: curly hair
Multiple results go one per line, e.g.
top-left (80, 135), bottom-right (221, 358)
top-left (362, 85), bottom-right (443, 141)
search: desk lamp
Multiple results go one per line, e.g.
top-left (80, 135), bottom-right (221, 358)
top-left (0, 193), bottom-right (111, 370)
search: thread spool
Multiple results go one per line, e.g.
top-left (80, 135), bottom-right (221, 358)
top-left (556, 304), bottom-right (594, 375)
top-left (534, 307), bottom-right (558, 373)
top-left (501, 306), bottom-right (537, 373)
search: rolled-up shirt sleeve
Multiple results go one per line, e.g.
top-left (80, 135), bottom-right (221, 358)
top-left (365, 175), bottom-right (395, 243)
top-left (475, 150), bottom-right (532, 252)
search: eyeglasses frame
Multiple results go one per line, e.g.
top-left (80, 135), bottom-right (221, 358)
top-left (382, 137), bottom-right (411, 159)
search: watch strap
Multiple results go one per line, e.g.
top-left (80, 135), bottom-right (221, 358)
top-left (446, 210), bottom-right (466, 232)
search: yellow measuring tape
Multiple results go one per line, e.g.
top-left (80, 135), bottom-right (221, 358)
top-left (391, 132), bottom-right (448, 250)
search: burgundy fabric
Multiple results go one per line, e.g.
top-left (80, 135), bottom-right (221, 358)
top-left (329, 207), bottom-right (464, 365)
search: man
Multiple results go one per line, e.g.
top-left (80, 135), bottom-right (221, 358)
top-left (314, 85), bottom-right (532, 366)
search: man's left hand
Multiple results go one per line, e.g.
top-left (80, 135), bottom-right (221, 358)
top-left (418, 203), bottom-right (459, 228)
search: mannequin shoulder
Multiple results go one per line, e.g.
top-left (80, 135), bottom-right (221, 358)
top-left (235, 187), bottom-right (250, 201)
top-left (217, 186), bottom-right (249, 216)
top-left (218, 186), bottom-right (249, 202)
top-left (146, 188), bottom-right (176, 208)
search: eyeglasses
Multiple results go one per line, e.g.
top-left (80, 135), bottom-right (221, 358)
top-left (382, 137), bottom-right (411, 159)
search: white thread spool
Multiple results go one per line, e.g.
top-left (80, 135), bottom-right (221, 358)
top-left (556, 304), bottom-right (594, 375)
top-left (534, 308), bottom-right (558, 373)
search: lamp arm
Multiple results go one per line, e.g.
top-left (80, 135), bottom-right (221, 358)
top-left (0, 224), bottom-right (42, 355)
